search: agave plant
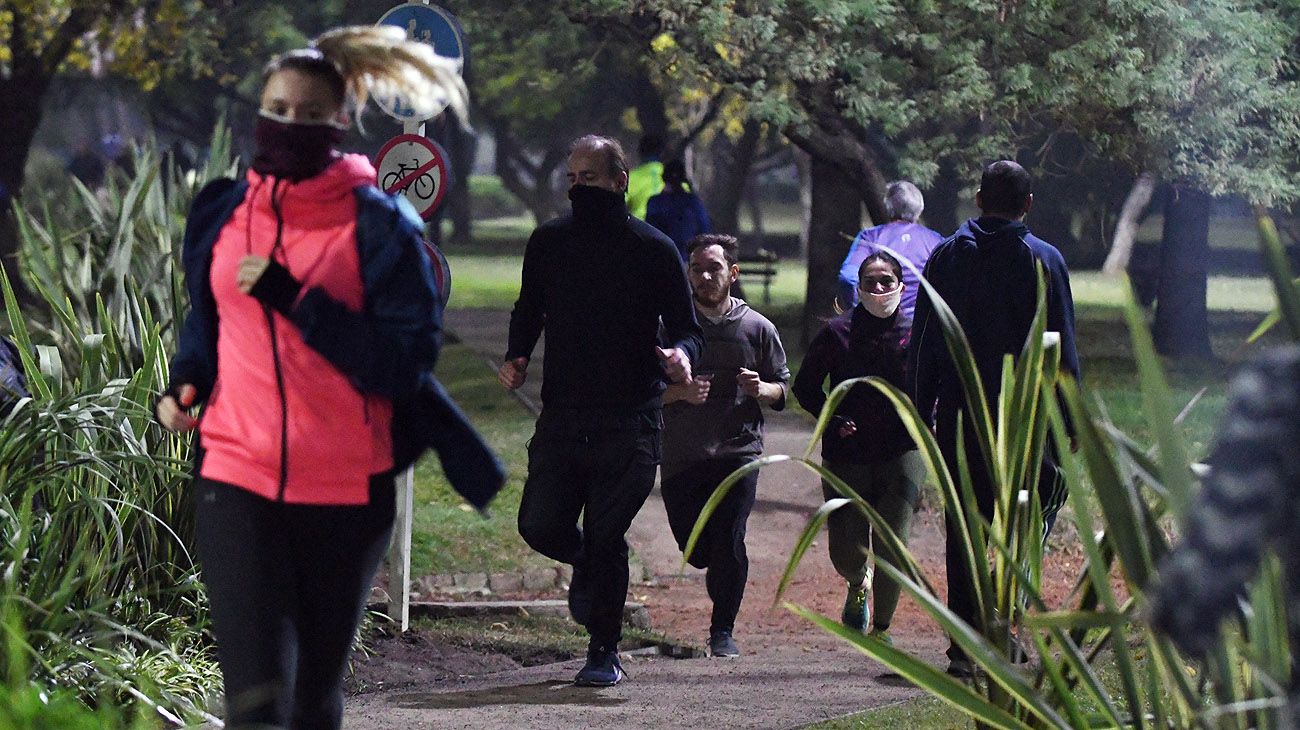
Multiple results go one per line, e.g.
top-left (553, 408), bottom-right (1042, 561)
top-left (11, 124), bottom-right (237, 363)
top-left (689, 218), bottom-right (1299, 728)
top-left (0, 133), bottom-right (234, 723)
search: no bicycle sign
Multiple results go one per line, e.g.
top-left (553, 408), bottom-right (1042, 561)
top-left (375, 133), bottom-right (450, 220)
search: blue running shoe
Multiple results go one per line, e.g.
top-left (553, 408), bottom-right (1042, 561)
top-left (709, 629), bottom-right (741, 658)
top-left (841, 582), bottom-right (869, 631)
top-left (574, 645), bottom-right (625, 687)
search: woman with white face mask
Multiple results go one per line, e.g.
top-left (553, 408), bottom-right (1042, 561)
top-left (792, 251), bottom-right (925, 645)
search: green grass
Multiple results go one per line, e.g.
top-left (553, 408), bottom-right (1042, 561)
top-left (444, 254), bottom-right (531, 310)
top-left (810, 695), bottom-right (970, 729)
top-left (391, 614), bottom-right (671, 663)
top-left (808, 649), bottom-right (1157, 729)
top-left (408, 342), bottom-right (550, 578)
top-left (1072, 271), bottom-right (1277, 313)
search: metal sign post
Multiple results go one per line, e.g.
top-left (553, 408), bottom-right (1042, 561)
top-left (383, 0), bottom-right (464, 633)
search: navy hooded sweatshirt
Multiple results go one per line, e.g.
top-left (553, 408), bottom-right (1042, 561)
top-left (907, 216), bottom-right (1080, 436)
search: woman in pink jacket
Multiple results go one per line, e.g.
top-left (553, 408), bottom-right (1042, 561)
top-left (156, 27), bottom-right (465, 729)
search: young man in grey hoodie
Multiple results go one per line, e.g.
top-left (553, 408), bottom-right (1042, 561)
top-left (660, 234), bottom-right (791, 658)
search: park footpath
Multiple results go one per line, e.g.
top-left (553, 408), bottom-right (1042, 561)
top-left (343, 308), bottom-right (947, 729)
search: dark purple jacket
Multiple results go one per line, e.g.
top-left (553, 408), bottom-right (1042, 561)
top-left (793, 306), bottom-right (916, 464)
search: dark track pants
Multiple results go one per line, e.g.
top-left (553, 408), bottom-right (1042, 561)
top-left (941, 434), bottom-right (1067, 661)
top-left (194, 476), bottom-right (395, 730)
top-left (516, 408), bottom-right (661, 649)
top-left (661, 457), bottom-right (760, 633)
top-left (821, 453), bottom-right (925, 631)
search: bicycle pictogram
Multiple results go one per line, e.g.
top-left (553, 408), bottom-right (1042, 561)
top-left (375, 134), bottom-right (449, 220)
top-left (382, 158), bottom-right (439, 201)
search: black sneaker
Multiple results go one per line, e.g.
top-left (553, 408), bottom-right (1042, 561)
top-left (946, 657), bottom-right (975, 679)
top-left (709, 629), bottom-right (741, 658)
top-left (567, 563), bottom-right (592, 627)
top-left (1010, 634), bottom-right (1030, 664)
top-left (574, 646), bottom-right (625, 687)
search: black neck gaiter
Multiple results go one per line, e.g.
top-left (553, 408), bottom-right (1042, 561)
top-left (251, 112), bottom-right (346, 182)
top-left (568, 184), bottom-right (628, 224)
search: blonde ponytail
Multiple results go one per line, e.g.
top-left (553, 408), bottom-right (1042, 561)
top-left (311, 25), bottom-right (467, 123)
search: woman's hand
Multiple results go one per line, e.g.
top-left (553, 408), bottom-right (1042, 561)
top-left (157, 384), bottom-right (199, 432)
top-left (236, 255), bottom-right (272, 294)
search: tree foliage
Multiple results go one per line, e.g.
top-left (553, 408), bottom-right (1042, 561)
top-left (581, 0), bottom-right (1300, 205)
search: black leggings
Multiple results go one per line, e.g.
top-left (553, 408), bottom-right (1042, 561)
top-left (194, 477), bottom-right (395, 730)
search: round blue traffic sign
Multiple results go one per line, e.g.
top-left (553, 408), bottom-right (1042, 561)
top-left (375, 3), bottom-right (467, 121)
top-left (379, 2), bottom-right (465, 71)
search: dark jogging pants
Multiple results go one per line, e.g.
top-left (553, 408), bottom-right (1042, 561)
top-left (194, 476), bottom-right (395, 730)
top-left (517, 407), bottom-right (661, 650)
top-left (941, 434), bottom-right (1067, 662)
top-left (660, 457), bottom-right (759, 633)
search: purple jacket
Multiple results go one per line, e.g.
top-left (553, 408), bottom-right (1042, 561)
top-left (837, 221), bottom-right (943, 319)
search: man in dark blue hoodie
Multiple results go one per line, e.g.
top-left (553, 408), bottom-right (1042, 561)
top-left (907, 160), bottom-right (1080, 678)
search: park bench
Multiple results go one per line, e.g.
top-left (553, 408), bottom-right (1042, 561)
top-left (737, 249), bottom-right (779, 304)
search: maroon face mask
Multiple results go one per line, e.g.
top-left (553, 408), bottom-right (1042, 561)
top-left (251, 111), bottom-right (346, 182)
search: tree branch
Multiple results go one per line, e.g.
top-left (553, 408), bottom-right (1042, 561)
top-left (36, 6), bottom-right (105, 76)
top-left (672, 89), bottom-right (728, 157)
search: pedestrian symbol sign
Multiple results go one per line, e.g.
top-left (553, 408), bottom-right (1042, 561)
top-left (375, 2), bottom-right (466, 122)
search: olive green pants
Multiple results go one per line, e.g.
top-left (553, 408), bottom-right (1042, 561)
top-left (821, 451), bottom-right (925, 630)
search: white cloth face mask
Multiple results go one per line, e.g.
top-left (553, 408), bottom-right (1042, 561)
top-left (860, 285), bottom-right (902, 318)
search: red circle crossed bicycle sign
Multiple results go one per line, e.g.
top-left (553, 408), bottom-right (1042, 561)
top-left (375, 134), bottom-right (450, 220)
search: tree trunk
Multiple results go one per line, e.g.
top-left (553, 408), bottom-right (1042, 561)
top-left (1102, 172), bottom-right (1156, 275)
top-left (435, 110), bottom-right (477, 247)
top-left (785, 122), bottom-right (889, 226)
top-left (0, 73), bottom-right (52, 309)
top-left (924, 157), bottom-right (962, 236)
top-left (1025, 191), bottom-right (1078, 256)
top-left (493, 124), bottom-right (565, 225)
top-left (1153, 185), bottom-right (1215, 359)
top-left (802, 156), bottom-right (862, 346)
top-left (631, 67), bottom-right (670, 146)
top-left (698, 119), bottom-right (763, 236)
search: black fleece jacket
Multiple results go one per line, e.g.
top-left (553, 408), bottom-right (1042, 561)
top-left (506, 187), bottom-right (703, 410)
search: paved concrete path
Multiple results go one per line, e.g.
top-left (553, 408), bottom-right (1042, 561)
top-left (344, 307), bottom-right (942, 729)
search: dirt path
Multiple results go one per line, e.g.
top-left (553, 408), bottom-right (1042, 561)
top-left (344, 308), bottom-right (1083, 729)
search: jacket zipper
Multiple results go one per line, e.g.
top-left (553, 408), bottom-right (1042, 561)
top-left (266, 179), bottom-right (291, 501)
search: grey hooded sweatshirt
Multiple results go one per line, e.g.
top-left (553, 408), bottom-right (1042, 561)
top-left (661, 297), bottom-right (790, 479)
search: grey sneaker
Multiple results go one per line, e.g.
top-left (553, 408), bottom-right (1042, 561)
top-left (709, 629), bottom-right (741, 658)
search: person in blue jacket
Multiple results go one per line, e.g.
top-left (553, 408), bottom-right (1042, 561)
top-left (907, 160), bottom-right (1079, 679)
top-left (646, 159), bottom-right (712, 260)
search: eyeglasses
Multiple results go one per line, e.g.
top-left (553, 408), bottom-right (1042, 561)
top-left (860, 276), bottom-right (900, 289)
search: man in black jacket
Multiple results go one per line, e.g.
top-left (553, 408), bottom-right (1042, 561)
top-left (907, 160), bottom-right (1080, 678)
top-left (500, 134), bottom-right (703, 687)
